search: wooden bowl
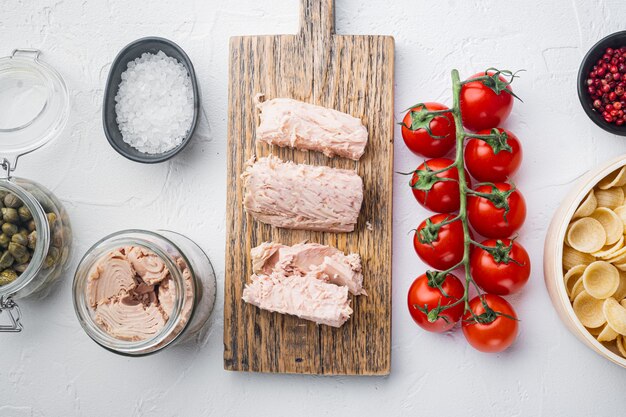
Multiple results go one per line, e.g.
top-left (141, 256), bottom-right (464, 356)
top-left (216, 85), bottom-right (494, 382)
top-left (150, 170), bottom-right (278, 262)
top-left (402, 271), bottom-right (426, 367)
top-left (544, 154), bottom-right (626, 368)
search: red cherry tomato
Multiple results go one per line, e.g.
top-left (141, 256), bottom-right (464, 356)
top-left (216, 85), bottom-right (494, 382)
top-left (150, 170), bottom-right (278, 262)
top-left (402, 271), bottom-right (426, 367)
top-left (401, 103), bottom-right (456, 158)
top-left (414, 214), bottom-right (467, 270)
top-left (470, 239), bottom-right (531, 295)
top-left (407, 272), bottom-right (465, 332)
top-left (467, 183), bottom-right (526, 238)
top-left (460, 71), bottom-right (514, 131)
top-left (410, 158), bottom-right (471, 213)
top-left (462, 294), bottom-right (519, 353)
top-left (465, 128), bottom-right (522, 182)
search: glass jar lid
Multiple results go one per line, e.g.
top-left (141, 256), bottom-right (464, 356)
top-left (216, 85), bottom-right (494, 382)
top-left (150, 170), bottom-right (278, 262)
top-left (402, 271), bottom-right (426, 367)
top-left (0, 49), bottom-right (69, 172)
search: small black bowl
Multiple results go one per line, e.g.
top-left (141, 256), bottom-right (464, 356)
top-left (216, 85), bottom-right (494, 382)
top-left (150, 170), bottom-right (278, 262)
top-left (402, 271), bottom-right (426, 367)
top-left (577, 31), bottom-right (626, 136)
top-left (102, 36), bottom-right (200, 163)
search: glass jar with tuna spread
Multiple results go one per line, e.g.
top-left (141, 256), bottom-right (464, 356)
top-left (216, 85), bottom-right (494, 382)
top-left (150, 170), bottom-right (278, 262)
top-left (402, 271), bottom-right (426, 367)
top-left (72, 230), bottom-right (216, 355)
top-left (0, 49), bottom-right (72, 331)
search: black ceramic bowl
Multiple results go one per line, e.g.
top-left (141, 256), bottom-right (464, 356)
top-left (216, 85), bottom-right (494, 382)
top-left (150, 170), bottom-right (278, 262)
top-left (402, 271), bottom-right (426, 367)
top-left (102, 37), bottom-right (200, 163)
top-left (577, 31), bottom-right (626, 136)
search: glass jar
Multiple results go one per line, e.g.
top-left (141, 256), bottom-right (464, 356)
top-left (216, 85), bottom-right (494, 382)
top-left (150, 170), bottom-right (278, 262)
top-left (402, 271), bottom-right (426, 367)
top-left (73, 230), bottom-right (216, 355)
top-left (0, 49), bottom-right (72, 332)
top-left (0, 178), bottom-right (72, 331)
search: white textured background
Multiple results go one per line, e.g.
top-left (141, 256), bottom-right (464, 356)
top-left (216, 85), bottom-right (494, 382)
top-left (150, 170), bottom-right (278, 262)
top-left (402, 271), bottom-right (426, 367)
top-left (1, 0), bottom-right (626, 416)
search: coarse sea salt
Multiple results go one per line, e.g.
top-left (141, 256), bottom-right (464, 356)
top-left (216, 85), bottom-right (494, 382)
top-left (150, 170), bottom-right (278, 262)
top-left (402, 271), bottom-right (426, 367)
top-left (114, 51), bottom-right (194, 154)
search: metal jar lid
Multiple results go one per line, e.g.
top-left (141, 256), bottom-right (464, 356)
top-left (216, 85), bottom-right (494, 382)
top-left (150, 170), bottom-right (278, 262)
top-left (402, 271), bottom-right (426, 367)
top-left (0, 49), bottom-right (69, 174)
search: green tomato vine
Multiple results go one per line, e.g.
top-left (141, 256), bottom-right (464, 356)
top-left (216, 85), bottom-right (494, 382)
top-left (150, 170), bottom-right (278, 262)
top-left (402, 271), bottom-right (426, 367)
top-left (409, 68), bottom-right (523, 324)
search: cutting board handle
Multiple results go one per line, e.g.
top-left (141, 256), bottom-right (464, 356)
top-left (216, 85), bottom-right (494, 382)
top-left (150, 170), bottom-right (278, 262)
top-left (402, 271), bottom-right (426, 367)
top-left (299, 0), bottom-right (335, 38)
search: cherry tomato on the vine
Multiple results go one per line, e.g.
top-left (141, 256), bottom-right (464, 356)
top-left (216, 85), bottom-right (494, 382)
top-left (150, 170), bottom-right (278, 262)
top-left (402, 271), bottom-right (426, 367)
top-left (414, 214), bottom-right (468, 270)
top-left (407, 272), bottom-right (465, 332)
top-left (470, 239), bottom-right (531, 295)
top-left (465, 128), bottom-right (522, 182)
top-left (467, 183), bottom-right (526, 238)
top-left (401, 103), bottom-right (456, 158)
top-left (460, 71), bottom-right (515, 132)
top-left (462, 294), bottom-right (519, 353)
top-left (410, 158), bottom-right (471, 213)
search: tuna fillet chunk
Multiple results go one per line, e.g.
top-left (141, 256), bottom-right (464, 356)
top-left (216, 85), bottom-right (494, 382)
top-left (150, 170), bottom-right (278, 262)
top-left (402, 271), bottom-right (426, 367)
top-left (94, 301), bottom-right (167, 342)
top-left (242, 272), bottom-right (353, 328)
top-left (256, 97), bottom-right (368, 160)
top-left (242, 155), bottom-right (363, 232)
top-left (251, 242), bottom-right (365, 295)
top-left (87, 249), bottom-right (136, 307)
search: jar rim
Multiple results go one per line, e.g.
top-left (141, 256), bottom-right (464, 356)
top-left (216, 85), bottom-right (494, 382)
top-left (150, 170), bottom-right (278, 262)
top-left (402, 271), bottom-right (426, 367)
top-left (0, 51), bottom-right (70, 158)
top-left (72, 229), bottom-right (197, 356)
top-left (0, 179), bottom-right (49, 297)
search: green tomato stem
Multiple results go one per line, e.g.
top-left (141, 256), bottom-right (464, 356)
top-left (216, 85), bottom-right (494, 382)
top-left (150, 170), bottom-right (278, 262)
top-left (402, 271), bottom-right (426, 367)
top-left (460, 75), bottom-right (491, 85)
top-left (451, 69), bottom-right (477, 315)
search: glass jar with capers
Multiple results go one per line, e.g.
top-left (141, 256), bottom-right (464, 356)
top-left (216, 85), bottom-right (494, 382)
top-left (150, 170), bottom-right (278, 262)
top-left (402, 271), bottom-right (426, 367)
top-left (0, 49), bottom-right (71, 331)
top-left (0, 178), bottom-right (72, 331)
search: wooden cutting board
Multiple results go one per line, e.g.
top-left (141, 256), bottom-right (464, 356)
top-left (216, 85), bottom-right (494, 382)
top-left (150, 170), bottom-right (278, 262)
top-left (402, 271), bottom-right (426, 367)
top-left (224, 0), bottom-right (394, 375)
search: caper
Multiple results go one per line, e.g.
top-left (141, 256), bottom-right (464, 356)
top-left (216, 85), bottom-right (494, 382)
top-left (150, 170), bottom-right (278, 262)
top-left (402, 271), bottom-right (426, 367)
top-left (27, 231), bottom-right (37, 250)
top-left (18, 206), bottom-right (32, 222)
top-left (4, 193), bottom-right (21, 208)
top-left (47, 247), bottom-right (59, 261)
top-left (11, 233), bottom-right (27, 247)
top-left (0, 269), bottom-right (17, 286)
top-left (0, 190), bottom-right (8, 202)
top-left (13, 263), bottom-right (29, 274)
top-left (43, 255), bottom-right (55, 269)
top-left (27, 219), bottom-right (36, 232)
top-left (52, 228), bottom-right (63, 246)
top-left (2, 207), bottom-right (18, 223)
top-left (14, 252), bottom-right (29, 264)
top-left (46, 212), bottom-right (57, 226)
top-left (0, 234), bottom-right (9, 248)
top-left (44, 247), bottom-right (60, 268)
top-left (2, 223), bottom-right (17, 236)
top-left (8, 242), bottom-right (27, 259)
top-left (0, 251), bottom-right (14, 269)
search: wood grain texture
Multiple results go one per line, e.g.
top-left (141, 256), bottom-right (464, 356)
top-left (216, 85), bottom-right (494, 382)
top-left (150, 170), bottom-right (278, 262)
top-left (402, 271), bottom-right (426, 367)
top-left (224, 0), bottom-right (394, 375)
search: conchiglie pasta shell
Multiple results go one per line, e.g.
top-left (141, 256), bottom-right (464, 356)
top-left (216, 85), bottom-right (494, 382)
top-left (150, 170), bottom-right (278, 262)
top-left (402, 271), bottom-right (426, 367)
top-left (570, 277), bottom-right (585, 301)
top-left (613, 272), bottom-right (626, 300)
top-left (595, 187), bottom-right (624, 209)
top-left (590, 208), bottom-right (623, 245)
top-left (606, 250), bottom-right (626, 264)
top-left (574, 291), bottom-right (607, 328)
top-left (573, 190), bottom-right (597, 219)
top-left (564, 265), bottom-right (587, 297)
top-left (599, 244), bottom-right (626, 260)
top-left (613, 205), bottom-right (626, 234)
top-left (614, 262), bottom-right (626, 271)
top-left (592, 235), bottom-right (624, 258)
top-left (598, 166), bottom-right (626, 190)
top-left (603, 298), bottom-right (626, 335)
top-left (582, 261), bottom-right (620, 299)
top-left (563, 246), bottom-right (595, 271)
top-left (564, 223), bottom-right (574, 248)
top-left (617, 335), bottom-right (626, 357)
top-left (567, 217), bottom-right (606, 253)
top-left (597, 323), bottom-right (620, 342)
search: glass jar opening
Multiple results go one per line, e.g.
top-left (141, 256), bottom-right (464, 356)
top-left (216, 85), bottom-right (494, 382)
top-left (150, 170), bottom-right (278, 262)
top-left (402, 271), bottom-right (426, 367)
top-left (0, 64), bottom-right (51, 132)
top-left (73, 230), bottom-right (197, 356)
top-left (0, 180), bottom-right (49, 297)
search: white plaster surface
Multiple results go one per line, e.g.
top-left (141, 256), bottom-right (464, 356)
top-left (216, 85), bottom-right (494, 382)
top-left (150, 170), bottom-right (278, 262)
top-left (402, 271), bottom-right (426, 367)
top-left (1, 0), bottom-right (626, 415)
